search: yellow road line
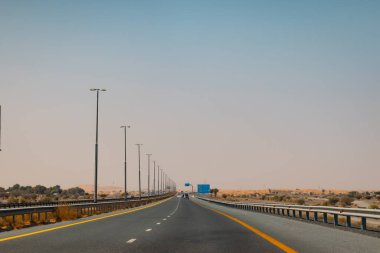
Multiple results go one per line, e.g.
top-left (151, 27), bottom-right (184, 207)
top-left (0, 197), bottom-right (172, 243)
top-left (195, 200), bottom-right (298, 253)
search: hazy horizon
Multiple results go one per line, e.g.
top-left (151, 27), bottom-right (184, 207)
top-left (1, 1), bottom-right (379, 191)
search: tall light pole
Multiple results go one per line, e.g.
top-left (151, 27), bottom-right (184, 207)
top-left (121, 125), bottom-right (131, 199)
top-left (165, 173), bottom-right (167, 193)
top-left (0, 105), bottom-right (2, 151)
top-left (157, 166), bottom-right (160, 195)
top-left (161, 170), bottom-right (164, 195)
top-left (146, 154), bottom-right (152, 197)
top-left (136, 144), bottom-right (143, 200)
top-left (90, 88), bottom-right (106, 203)
top-left (153, 160), bottom-right (156, 196)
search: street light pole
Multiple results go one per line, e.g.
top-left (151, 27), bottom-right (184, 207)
top-left (158, 166), bottom-right (160, 195)
top-left (136, 144), bottom-right (143, 200)
top-left (90, 88), bottom-right (106, 203)
top-left (161, 170), bottom-right (164, 195)
top-left (0, 105), bottom-right (2, 151)
top-left (153, 160), bottom-right (156, 196)
top-left (121, 125), bottom-right (130, 200)
top-left (165, 173), bottom-right (167, 193)
top-left (146, 154), bottom-right (152, 197)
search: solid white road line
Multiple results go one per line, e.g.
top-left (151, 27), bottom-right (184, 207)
top-left (127, 239), bottom-right (136, 244)
top-left (146, 228), bottom-right (152, 232)
top-left (169, 198), bottom-right (181, 216)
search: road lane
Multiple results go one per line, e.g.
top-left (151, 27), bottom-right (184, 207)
top-left (125, 196), bottom-right (285, 253)
top-left (193, 197), bottom-right (380, 253)
top-left (0, 197), bottom-right (178, 253)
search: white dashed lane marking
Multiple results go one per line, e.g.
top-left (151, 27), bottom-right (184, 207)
top-left (163, 218), bottom-right (167, 220)
top-left (127, 239), bottom-right (136, 244)
top-left (146, 228), bottom-right (152, 232)
top-left (156, 222), bottom-right (161, 225)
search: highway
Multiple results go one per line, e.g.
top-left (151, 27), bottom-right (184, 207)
top-left (0, 195), bottom-right (379, 253)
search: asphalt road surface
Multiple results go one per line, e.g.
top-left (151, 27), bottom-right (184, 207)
top-left (0, 195), bottom-right (379, 253)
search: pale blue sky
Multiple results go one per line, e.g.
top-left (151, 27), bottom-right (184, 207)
top-left (0, 1), bottom-right (379, 190)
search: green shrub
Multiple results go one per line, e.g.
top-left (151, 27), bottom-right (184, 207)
top-left (296, 198), bottom-right (305, 205)
top-left (339, 196), bottom-right (353, 207)
top-left (328, 197), bottom-right (339, 206)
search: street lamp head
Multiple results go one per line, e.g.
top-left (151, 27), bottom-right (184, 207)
top-left (89, 88), bottom-right (106, 91)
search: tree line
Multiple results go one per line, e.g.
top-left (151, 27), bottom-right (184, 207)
top-left (0, 184), bottom-right (86, 198)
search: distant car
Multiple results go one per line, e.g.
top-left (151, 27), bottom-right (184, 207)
top-left (184, 193), bottom-right (189, 199)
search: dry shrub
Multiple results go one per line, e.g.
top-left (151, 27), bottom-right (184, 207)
top-left (0, 215), bottom-right (26, 230)
top-left (55, 206), bottom-right (79, 221)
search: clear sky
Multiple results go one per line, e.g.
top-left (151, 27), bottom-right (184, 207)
top-left (0, 0), bottom-right (379, 190)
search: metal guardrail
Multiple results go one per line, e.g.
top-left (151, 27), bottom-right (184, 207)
top-left (196, 196), bottom-right (380, 231)
top-left (0, 194), bottom-right (163, 209)
top-left (0, 193), bottom-right (173, 225)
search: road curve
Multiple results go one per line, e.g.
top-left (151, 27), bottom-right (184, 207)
top-left (0, 195), bottom-right (379, 253)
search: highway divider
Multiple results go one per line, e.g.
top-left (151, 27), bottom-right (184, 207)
top-left (196, 196), bottom-right (380, 232)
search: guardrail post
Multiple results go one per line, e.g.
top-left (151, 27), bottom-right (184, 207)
top-left (361, 217), bottom-right (367, 230)
top-left (287, 209), bottom-right (290, 216)
top-left (323, 213), bottom-right (327, 223)
top-left (333, 214), bottom-right (339, 226)
top-left (299, 211), bottom-right (302, 218)
top-left (292, 210), bottom-right (296, 217)
top-left (314, 212), bottom-right (318, 221)
top-left (346, 216), bottom-right (351, 227)
top-left (306, 211), bottom-right (310, 220)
